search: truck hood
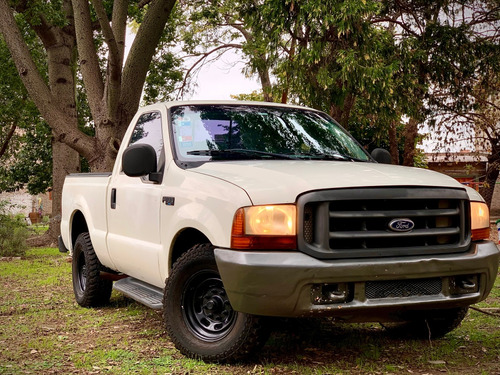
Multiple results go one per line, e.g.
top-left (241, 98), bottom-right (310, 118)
top-left (189, 160), bottom-right (466, 205)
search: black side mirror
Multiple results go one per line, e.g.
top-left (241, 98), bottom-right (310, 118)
top-left (122, 143), bottom-right (157, 177)
top-left (371, 148), bottom-right (392, 164)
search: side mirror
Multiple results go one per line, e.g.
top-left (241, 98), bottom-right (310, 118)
top-left (371, 148), bottom-right (392, 164)
top-left (122, 143), bottom-right (157, 177)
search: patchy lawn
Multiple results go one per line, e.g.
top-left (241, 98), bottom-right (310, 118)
top-left (0, 247), bottom-right (499, 374)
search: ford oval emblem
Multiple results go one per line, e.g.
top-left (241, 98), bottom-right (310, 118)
top-left (388, 218), bottom-right (415, 232)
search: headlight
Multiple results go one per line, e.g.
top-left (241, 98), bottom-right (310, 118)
top-left (231, 205), bottom-right (297, 249)
top-left (470, 201), bottom-right (490, 241)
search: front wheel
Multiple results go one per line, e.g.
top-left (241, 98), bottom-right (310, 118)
top-left (393, 307), bottom-right (469, 339)
top-left (72, 232), bottom-right (112, 307)
top-left (163, 244), bottom-right (269, 362)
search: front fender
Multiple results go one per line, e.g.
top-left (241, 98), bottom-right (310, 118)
top-left (158, 167), bottom-right (252, 280)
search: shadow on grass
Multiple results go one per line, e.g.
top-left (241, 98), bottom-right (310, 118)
top-left (245, 317), bottom-right (459, 370)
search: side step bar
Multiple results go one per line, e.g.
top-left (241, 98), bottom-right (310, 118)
top-left (113, 277), bottom-right (163, 310)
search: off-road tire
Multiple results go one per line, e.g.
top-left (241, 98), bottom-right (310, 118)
top-left (163, 243), bottom-right (270, 362)
top-left (394, 307), bottom-right (469, 339)
top-left (72, 232), bottom-right (112, 307)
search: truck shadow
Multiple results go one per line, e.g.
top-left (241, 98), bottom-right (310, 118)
top-left (256, 317), bottom-right (431, 366)
top-left (106, 294), bottom-right (463, 369)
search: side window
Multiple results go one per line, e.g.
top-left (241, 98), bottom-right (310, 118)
top-left (128, 111), bottom-right (164, 178)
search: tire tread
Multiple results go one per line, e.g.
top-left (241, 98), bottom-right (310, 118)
top-left (72, 232), bottom-right (112, 307)
top-left (163, 243), bottom-right (269, 362)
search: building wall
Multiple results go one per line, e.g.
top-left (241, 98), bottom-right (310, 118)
top-left (0, 190), bottom-right (52, 218)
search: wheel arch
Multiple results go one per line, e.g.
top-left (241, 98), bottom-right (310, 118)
top-left (71, 210), bottom-right (89, 248)
top-left (169, 228), bottom-right (211, 271)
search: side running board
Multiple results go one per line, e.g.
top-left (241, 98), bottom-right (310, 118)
top-left (113, 277), bottom-right (163, 310)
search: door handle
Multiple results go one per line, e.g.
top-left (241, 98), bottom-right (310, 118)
top-left (111, 188), bottom-right (117, 209)
top-left (162, 196), bottom-right (175, 206)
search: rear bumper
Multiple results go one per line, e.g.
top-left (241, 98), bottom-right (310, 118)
top-left (214, 241), bottom-right (499, 320)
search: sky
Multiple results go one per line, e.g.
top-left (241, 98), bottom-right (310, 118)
top-left (125, 28), bottom-right (260, 101)
top-left (185, 50), bottom-right (261, 100)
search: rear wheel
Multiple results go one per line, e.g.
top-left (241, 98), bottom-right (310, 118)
top-left (163, 244), bottom-right (269, 362)
top-left (72, 232), bottom-right (112, 307)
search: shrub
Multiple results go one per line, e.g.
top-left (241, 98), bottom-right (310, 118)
top-left (0, 200), bottom-right (29, 257)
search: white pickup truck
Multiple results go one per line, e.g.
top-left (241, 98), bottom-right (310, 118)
top-left (60, 101), bottom-right (499, 361)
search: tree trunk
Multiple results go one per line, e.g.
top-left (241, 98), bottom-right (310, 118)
top-left (479, 157), bottom-right (500, 209)
top-left (257, 69), bottom-right (273, 102)
top-left (28, 140), bottom-right (80, 247)
top-left (329, 94), bottom-right (356, 129)
top-left (388, 121), bottom-right (399, 165)
top-left (48, 140), bottom-right (80, 239)
top-left (32, 16), bottom-right (81, 245)
top-left (403, 117), bottom-right (419, 166)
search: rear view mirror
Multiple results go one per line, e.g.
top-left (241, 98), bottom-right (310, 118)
top-left (371, 148), bottom-right (392, 164)
top-left (122, 144), bottom-right (157, 177)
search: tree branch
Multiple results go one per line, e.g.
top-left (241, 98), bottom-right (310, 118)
top-left (112, 0), bottom-right (127, 64)
top-left (121, 0), bottom-right (176, 122)
top-left (228, 22), bottom-right (253, 42)
top-left (138, 0), bottom-right (153, 9)
top-left (89, 0), bottom-right (126, 123)
top-left (371, 17), bottom-right (419, 37)
top-left (178, 44), bottom-right (243, 98)
top-left (72, 0), bottom-right (105, 119)
top-left (0, 123), bottom-right (17, 159)
top-left (31, 15), bottom-right (60, 49)
top-left (90, 0), bottom-right (119, 64)
top-left (0, 0), bottom-right (99, 161)
top-left (105, 0), bottom-right (128, 123)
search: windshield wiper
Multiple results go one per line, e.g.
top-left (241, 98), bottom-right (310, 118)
top-left (297, 153), bottom-right (367, 162)
top-left (187, 149), bottom-right (296, 160)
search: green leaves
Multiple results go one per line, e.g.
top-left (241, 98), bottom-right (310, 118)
top-left (0, 36), bottom-right (52, 194)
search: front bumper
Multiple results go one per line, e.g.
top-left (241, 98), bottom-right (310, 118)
top-left (214, 241), bottom-right (499, 320)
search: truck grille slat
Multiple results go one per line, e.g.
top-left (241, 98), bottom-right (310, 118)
top-left (298, 187), bottom-right (471, 259)
top-left (329, 208), bottom-right (460, 219)
top-left (329, 227), bottom-right (460, 240)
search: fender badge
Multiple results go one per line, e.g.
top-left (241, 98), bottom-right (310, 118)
top-left (388, 218), bottom-right (415, 232)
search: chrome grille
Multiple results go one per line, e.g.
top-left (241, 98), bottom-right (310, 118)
top-left (297, 187), bottom-right (470, 259)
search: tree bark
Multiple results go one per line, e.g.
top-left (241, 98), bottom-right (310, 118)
top-left (388, 121), bottom-right (399, 165)
top-left (403, 117), bottom-right (419, 166)
top-left (258, 68), bottom-right (273, 102)
top-left (479, 152), bottom-right (500, 209)
top-left (45, 27), bottom-right (81, 242)
top-left (0, 0), bottom-right (96, 161)
top-left (0, 123), bottom-right (16, 159)
top-left (120, 0), bottom-right (177, 120)
top-left (49, 140), bottom-right (80, 236)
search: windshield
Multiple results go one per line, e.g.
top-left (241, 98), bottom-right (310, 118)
top-left (170, 105), bottom-right (371, 163)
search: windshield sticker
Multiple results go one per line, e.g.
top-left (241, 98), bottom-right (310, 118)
top-left (178, 117), bottom-right (191, 127)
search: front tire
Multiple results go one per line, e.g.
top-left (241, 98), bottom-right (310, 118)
top-left (163, 244), bottom-right (269, 362)
top-left (72, 232), bottom-right (112, 307)
top-left (394, 307), bottom-right (469, 339)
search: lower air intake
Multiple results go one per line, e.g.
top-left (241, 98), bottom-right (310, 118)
top-left (365, 278), bottom-right (442, 299)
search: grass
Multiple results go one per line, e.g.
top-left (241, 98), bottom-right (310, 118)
top-left (28, 224), bottom-right (49, 236)
top-left (0, 247), bottom-right (499, 374)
